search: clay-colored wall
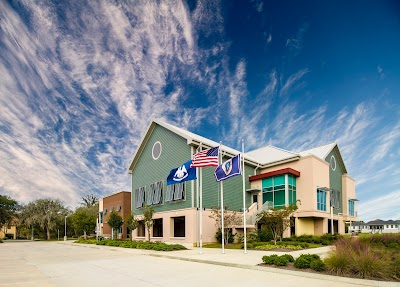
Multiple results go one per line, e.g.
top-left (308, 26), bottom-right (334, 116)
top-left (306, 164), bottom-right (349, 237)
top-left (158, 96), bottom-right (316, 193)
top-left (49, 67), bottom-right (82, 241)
top-left (103, 192), bottom-right (131, 239)
top-left (342, 175), bottom-right (356, 217)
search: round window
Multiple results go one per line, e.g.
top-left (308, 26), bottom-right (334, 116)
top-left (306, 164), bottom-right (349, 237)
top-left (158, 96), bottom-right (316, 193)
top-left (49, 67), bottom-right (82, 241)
top-left (152, 141), bottom-right (162, 160)
top-left (330, 155), bottom-right (337, 171)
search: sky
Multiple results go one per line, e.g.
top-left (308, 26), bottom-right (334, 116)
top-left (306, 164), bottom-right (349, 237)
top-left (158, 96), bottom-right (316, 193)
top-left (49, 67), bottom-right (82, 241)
top-left (0, 0), bottom-right (399, 221)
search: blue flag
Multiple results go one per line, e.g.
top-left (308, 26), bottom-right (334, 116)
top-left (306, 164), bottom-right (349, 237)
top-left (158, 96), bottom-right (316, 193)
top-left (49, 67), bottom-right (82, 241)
top-left (214, 154), bottom-right (241, 182)
top-left (167, 160), bottom-right (197, 185)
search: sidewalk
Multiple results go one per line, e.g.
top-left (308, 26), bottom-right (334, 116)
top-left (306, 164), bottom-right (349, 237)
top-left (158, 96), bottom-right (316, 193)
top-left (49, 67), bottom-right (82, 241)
top-left (63, 242), bottom-right (399, 287)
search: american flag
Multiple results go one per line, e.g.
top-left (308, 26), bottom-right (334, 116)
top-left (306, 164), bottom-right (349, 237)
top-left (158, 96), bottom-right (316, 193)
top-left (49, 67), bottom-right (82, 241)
top-left (190, 146), bottom-right (219, 168)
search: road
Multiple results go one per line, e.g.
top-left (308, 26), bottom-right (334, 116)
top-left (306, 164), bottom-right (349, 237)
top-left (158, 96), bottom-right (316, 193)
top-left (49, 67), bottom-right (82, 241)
top-left (0, 241), bottom-right (397, 287)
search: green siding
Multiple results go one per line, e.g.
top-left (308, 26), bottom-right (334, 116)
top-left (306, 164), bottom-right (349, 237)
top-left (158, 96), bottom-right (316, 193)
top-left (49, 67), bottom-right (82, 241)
top-left (131, 125), bottom-right (192, 214)
top-left (203, 156), bottom-right (254, 211)
top-left (325, 147), bottom-right (345, 215)
top-left (131, 125), bottom-right (254, 214)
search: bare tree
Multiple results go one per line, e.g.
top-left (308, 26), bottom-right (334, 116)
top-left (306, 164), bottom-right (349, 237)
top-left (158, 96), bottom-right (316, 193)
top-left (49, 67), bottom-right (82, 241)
top-left (80, 194), bottom-right (98, 207)
top-left (209, 208), bottom-right (242, 245)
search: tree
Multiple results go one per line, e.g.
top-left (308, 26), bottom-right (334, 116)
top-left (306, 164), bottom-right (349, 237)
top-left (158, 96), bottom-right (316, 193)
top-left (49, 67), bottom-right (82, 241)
top-left (126, 212), bottom-right (139, 240)
top-left (80, 194), bottom-right (98, 207)
top-left (107, 210), bottom-right (123, 239)
top-left (19, 199), bottom-right (67, 240)
top-left (256, 203), bottom-right (299, 245)
top-left (71, 205), bottom-right (98, 239)
top-left (142, 204), bottom-right (154, 242)
top-left (209, 208), bottom-right (242, 245)
top-left (0, 195), bottom-right (19, 237)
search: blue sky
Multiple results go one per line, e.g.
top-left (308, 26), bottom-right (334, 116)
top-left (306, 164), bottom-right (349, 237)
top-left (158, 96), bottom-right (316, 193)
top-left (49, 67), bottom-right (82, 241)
top-left (0, 0), bottom-right (399, 221)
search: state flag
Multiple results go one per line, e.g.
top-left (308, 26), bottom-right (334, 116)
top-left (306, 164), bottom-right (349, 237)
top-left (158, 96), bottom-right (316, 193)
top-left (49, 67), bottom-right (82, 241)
top-left (167, 160), bottom-right (197, 185)
top-left (214, 154), bottom-right (241, 182)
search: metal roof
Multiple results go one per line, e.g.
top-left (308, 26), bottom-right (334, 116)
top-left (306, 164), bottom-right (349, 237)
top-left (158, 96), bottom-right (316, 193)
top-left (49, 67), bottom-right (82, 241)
top-left (128, 120), bottom-right (348, 172)
top-left (246, 145), bottom-right (299, 165)
top-left (298, 142), bottom-right (337, 160)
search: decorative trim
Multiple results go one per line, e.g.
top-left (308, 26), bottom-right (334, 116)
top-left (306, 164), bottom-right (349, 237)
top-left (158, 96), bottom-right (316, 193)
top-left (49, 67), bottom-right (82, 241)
top-left (152, 141), bottom-right (162, 160)
top-left (249, 168), bottom-right (300, 182)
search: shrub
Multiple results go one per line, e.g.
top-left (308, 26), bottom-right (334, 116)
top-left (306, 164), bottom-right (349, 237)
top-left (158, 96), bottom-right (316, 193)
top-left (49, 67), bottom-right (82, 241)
top-left (247, 233), bottom-right (258, 243)
top-left (274, 256), bottom-right (289, 266)
top-left (294, 257), bottom-right (310, 269)
top-left (262, 254), bottom-right (278, 265)
top-left (215, 228), bottom-right (236, 244)
top-left (310, 259), bottom-right (326, 271)
top-left (257, 227), bottom-right (273, 242)
top-left (281, 254), bottom-right (295, 262)
top-left (294, 254), bottom-right (320, 269)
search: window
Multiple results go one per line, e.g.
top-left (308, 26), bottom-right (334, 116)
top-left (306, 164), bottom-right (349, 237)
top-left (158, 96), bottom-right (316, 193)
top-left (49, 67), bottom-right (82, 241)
top-left (126, 227), bottom-right (130, 239)
top-left (135, 187), bottom-right (146, 208)
top-left (152, 141), bottom-right (162, 160)
top-left (104, 208), bottom-right (108, 215)
top-left (252, 194), bottom-right (258, 204)
top-left (348, 200), bottom-right (354, 216)
top-left (110, 206), bottom-right (114, 212)
top-left (172, 216), bottom-right (185, 237)
top-left (153, 218), bottom-right (163, 237)
top-left (262, 175), bottom-right (296, 209)
top-left (391, 225), bottom-right (394, 228)
top-left (137, 221), bottom-right (145, 237)
top-left (99, 211), bottom-right (103, 223)
top-left (117, 205), bottom-right (121, 211)
top-left (147, 181), bottom-right (163, 205)
top-left (317, 189), bottom-right (327, 211)
top-left (165, 182), bottom-right (185, 202)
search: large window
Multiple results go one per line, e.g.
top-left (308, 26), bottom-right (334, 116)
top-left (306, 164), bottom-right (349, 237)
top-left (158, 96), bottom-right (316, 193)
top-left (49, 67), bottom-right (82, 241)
top-left (172, 216), bottom-right (185, 237)
top-left (348, 200), bottom-right (355, 216)
top-left (165, 183), bottom-right (185, 202)
top-left (135, 187), bottom-right (146, 208)
top-left (153, 218), bottom-right (163, 237)
top-left (147, 181), bottom-right (163, 205)
top-left (317, 188), bottom-right (327, 211)
top-left (99, 211), bottom-right (103, 224)
top-left (137, 220), bottom-right (145, 237)
top-left (262, 175), bottom-right (296, 208)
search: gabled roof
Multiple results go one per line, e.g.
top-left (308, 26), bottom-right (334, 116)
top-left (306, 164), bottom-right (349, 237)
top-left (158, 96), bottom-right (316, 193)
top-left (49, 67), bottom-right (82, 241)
top-left (127, 120), bottom-right (259, 173)
top-left (299, 142), bottom-right (337, 160)
top-left (128, 120), bottom-right (349, 173)
top-left (246, 145), bottom-right (299, 166)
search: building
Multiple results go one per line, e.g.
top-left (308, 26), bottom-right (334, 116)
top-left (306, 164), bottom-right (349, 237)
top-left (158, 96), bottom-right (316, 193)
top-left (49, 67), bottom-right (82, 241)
top-left (99, 191), bottom-right (131, 239)
top-left (350, 220), bottom-right (400, 234)
top-left (128, 120), bottom-right (358, 245)
top-left (0, 220), bottom-right (17, 240)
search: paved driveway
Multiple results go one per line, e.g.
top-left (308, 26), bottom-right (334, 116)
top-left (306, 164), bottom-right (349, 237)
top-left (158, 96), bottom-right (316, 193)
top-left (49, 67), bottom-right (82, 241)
top-left (0, 241), bottom-right (397, 287)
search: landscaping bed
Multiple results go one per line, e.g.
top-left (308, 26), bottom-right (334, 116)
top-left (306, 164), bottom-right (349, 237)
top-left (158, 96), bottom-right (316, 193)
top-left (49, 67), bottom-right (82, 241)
top-left (259, 234), bottom-right (400, 282)
top-left (74, 239), bottom-right (187, 251)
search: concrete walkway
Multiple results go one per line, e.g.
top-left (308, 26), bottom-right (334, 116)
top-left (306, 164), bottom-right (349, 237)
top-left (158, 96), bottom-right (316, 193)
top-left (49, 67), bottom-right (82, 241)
top-left (64, 241), bottom-right (399, 287)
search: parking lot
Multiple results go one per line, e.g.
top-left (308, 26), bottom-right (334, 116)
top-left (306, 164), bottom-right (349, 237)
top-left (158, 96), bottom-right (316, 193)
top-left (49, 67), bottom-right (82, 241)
top-left (0, 241), bottom-right (396, 287)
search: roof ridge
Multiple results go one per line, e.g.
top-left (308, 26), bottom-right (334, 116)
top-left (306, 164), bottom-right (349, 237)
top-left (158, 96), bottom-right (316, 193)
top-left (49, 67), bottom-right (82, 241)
top-left (248, 144), bottom-right (298, 155)
top-left (299, 142), bottom-right (337, 153)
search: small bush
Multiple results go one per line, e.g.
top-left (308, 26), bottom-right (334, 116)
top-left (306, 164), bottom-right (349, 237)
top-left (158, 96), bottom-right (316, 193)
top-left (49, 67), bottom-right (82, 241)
top-left (294, 257), bottom-right (310, 269)
top-left (281, 254), bottom-right (295, 262)
top-left (257, 227), bottom-right (273, 242)
top-left (262, 254), bottom-right (278, 265)
top-left (294, 254), bottom-right (321, 269)
top-left (215, 228), bottom-right (236, 244)
top-left (274, 256), bottom-right (289, 266)
top-left (310, 259), bottom-right (326, 271)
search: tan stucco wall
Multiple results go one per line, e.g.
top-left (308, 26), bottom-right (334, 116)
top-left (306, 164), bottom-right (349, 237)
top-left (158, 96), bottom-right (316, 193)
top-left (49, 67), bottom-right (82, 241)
top-left (296, 217), bottom-right (315, 235)
top-left (131, 208), bottom-right (218, 246)
top-left (342, 175), bottom-right (356, 217)
top-left (314, 218), bottom-right (325, 235)
top-left (254, 155), bottom-right (330, 214)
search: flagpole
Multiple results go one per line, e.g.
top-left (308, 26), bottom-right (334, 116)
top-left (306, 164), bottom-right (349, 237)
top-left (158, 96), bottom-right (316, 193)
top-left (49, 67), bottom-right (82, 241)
top-left (219, 142), bottom-right (225, 254)
top-left (242, 139), bottom-right (247, 254)
top-left (199, 143), bottom-right (203, 255)
top-left (199, 167), bottom-right (203, 255)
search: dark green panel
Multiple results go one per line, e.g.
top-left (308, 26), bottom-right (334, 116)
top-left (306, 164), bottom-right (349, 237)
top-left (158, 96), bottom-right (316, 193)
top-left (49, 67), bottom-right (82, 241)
top-left (325, 147), bottom-right (344, 215)
top-left (131, 125), bottom-right (192, 214)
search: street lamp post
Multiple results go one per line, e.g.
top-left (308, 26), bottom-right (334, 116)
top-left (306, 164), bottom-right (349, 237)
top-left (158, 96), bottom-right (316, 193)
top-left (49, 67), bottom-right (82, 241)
top-left (64, 215), bottom-right (67, 241)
